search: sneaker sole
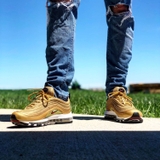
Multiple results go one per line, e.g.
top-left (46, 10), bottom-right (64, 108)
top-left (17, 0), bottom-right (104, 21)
top-left (104, 111), bottom-right (143, 123)
top-left (10, 113), bottom-right (73, 127)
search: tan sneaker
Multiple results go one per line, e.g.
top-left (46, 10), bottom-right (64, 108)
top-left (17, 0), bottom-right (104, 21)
top-left (104, 87), bottom-right (143, 123)
top-left (10, 86), bottom-right (73, 126)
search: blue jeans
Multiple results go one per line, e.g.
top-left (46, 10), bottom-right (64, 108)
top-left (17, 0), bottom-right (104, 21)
top-left (45, 0), bottom-right (133, 100)
top-left (45, 0), bottom-right (80, 100)
top-left (104, 0), bottom-right (134, 94)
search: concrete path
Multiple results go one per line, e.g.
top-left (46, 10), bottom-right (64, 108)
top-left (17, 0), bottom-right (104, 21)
top-left (0, 109), bottom-right (160, 160)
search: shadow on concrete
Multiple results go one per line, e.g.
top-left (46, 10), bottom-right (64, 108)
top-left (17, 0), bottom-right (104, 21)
top-left (0, 131), bottom-right (160, 160)
top-left (0, 114), bottom-right (11, 122)
top-left (0, 114), bottom-right (104, 122)
top-left (73, 116), bottom-right (143, 124)
top-left (0, 114), bottom-right (103, 121)
top-left (73, 115), bottom-right (104, 121)
top-left (0, 114), bottom-right (143, 125)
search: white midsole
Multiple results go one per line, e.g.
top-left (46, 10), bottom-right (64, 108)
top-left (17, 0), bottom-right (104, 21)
top-left (20, 112), bottom-right (73, 124)
top-left (104, 111), bottom-right (130, 120)
top-left (48, 112), bottom-right (73, 120)
top-left (104, 110), bottom-right (117, 116)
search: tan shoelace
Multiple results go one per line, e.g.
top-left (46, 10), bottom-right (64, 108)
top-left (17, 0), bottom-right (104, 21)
top-left (26, 90), bottom-right (50, 109)
top-left (108, 91), bottom-right (133, 105)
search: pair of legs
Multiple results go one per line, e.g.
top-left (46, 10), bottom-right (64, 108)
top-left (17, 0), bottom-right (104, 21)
top-left (45, 0), bottom-right (133, 99)
top-left (10, 0), bottom-right (143, 126)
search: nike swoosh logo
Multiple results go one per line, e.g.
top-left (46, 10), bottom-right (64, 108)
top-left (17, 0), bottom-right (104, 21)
top-left (51, 110), bottom-right (58, 115)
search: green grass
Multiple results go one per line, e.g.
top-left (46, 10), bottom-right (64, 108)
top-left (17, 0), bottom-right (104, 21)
top-left (128, 93), bottom-right (160, 118)
top-left (0, 89), bottom-right (34, 109)
top-left (0, 89), bottom-right (160, 118)
top-left (70, 89), bottom-right (106, 115)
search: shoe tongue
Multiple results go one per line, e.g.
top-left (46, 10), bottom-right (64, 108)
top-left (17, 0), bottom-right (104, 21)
top-left (113, 87), bottom-right (126, 94)
top-left (43, 86), bottom-right (55, 96)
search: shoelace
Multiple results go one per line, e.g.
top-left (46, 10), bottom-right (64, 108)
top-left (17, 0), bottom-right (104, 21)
top-left (26, 90), bottom-right (50, 108)
top-left (108, 91), bottom-right (133, 105)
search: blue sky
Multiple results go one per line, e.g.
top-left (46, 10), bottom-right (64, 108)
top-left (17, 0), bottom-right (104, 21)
top-left (0, 0), bottom-right (160, 89)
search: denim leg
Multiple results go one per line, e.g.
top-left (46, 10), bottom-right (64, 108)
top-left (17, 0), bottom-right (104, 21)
top-left (104, 0), bottom-right (134, 95)
top-left (45, 0), bottom-right (80, 100)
